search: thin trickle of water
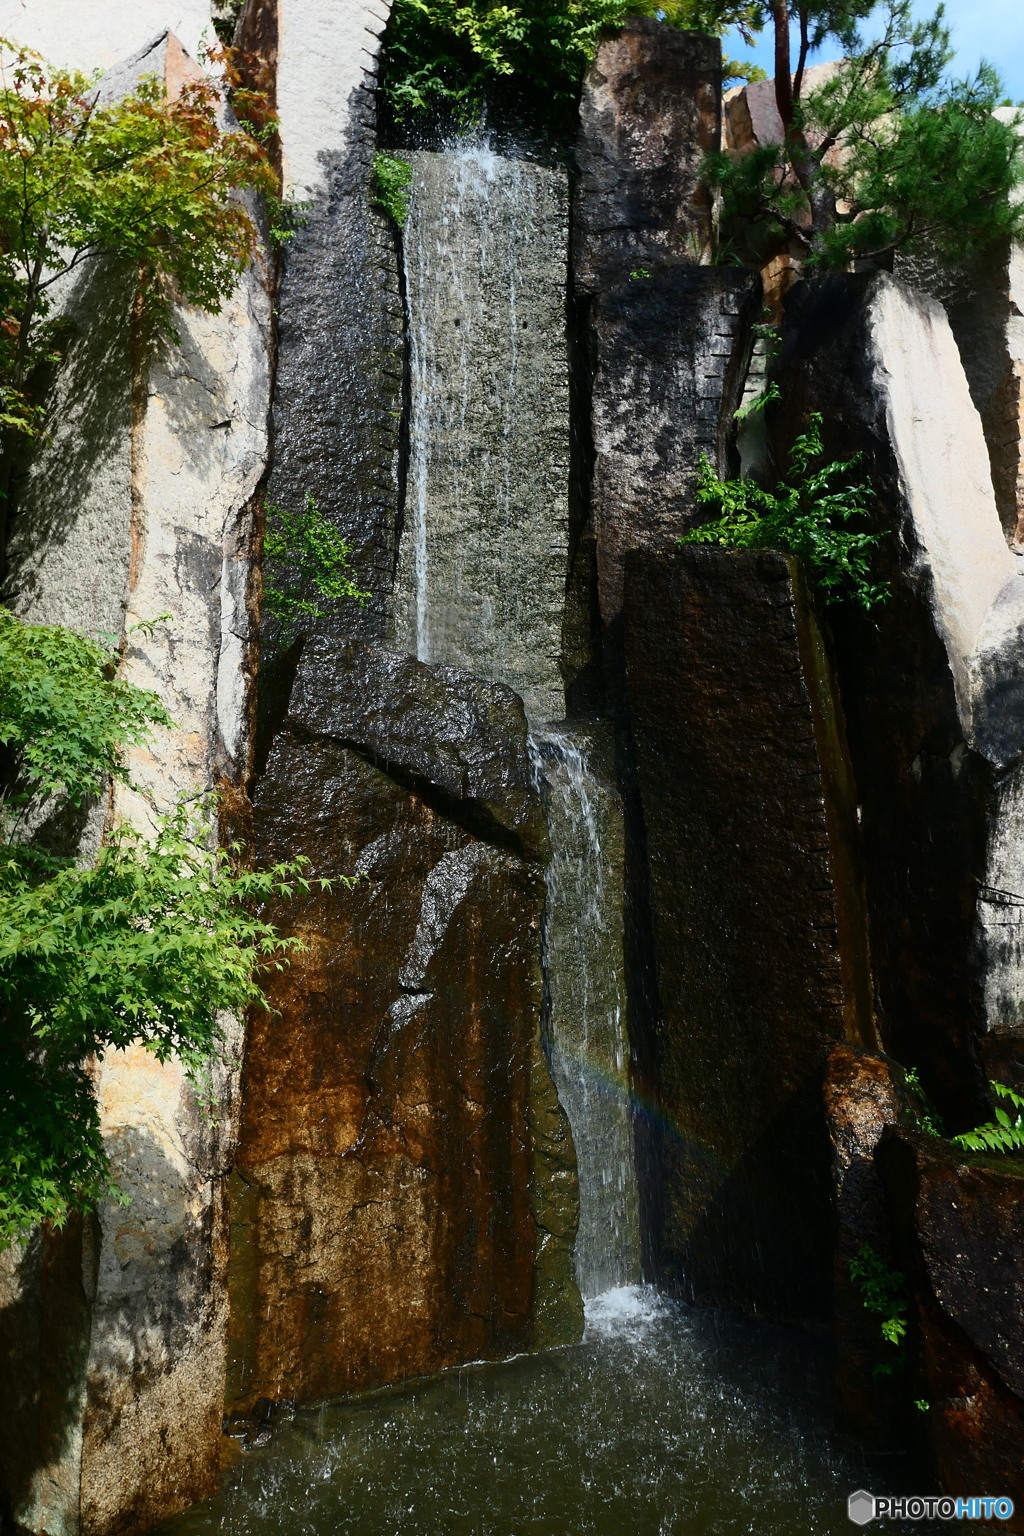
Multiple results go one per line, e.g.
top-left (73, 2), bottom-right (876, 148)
top-left (532, 727), bottom-right (642, 1299)
top-left (391, 140), bottom-right (569, 722)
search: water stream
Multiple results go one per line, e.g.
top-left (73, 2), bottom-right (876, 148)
top-left (533, 727), bottom-right (642, 1298)
top-left (389, 139), bottom-right (570, 723)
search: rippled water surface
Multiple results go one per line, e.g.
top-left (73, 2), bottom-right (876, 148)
top-left (157, 1288), bottom-right (916, 1536)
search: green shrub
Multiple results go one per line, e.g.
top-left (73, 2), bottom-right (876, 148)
top-left (380, 0), bottom-right (763, 124)
top-left (0, 608), bottom-right (310, 1246)
top-left (263, 493), bottom-right (370, 644)
top-left (679, 412), bottom-right (889, 610)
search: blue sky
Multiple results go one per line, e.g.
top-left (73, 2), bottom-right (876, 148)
top-left (724, 0), bottom-right (1024, 101)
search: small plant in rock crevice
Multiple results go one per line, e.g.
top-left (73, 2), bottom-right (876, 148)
top-left (372, 152), bottom-right (414, 228)
top-left (678, 411), bottom-right (889, 610)
top-left (849, 1242), bottom-right (909, 1375)
top-left (262, 493), bottom-right (370, 645)
top-left (952, 1080), bottom-right (1024, 1156)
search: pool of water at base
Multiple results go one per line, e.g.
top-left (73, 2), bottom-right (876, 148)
top-left (156, 1287), bottom-right (934, 1536)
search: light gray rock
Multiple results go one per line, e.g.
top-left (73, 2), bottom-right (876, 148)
top-left (863, 276), bottom-right (1024, 770)
top-left (0, 0), bottom-right (214, 71)
top-left (389, 148), bottom-right (571, 723)
top-left (0, 20), bottom-right (272, 1534)
top-left (896, 111), bottom-right (1024, 545)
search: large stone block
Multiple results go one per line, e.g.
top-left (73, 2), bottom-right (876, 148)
top-left (388, 149), bottom-right (571, 723)
top-left (588, 264), bottom-right (760, 630)
top-left (227, 641), bottom-right (580, 1410)
top-left (623, 545), bottom-right (872, 1317)
top-left (260, 0), bottom-right (401, 645)
top-left (776, 273), bottom-right (1024, 1120)
top-left (574, 19), bottom-right (720, 293)
top-left (0, 23), bottom-right (272, 1534)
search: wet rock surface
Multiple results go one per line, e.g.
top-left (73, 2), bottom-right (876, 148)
top-left (288, 638), bottom-right (548, 859)
top-left (228, 644), bottom-right (580, 1411)
top-left (388, 150), bottom-right (570, 723)
top-left (624, 546), bottom-right (870, 1317)
top-left (262, 0), bottom-right (401, 644)
top-left (573, 19), bottom-right (720, 293)
top-left (880, 1130), bottom-right (1024, 1518)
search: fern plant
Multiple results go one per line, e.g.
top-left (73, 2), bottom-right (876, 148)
top-left (952, 1081), bottom-right (1024, 1155)
top-left (679, 413), bottom-right (889, 610)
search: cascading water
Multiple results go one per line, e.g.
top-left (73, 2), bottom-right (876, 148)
top-left (532, 726), bottom-right (642, 1298)
top-left (389, 141), bottom-right (570, 724)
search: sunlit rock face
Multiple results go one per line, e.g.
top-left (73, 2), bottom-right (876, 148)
top-left (623, 545), bottom-right (872, 1319)
top-left (775, 273), bottom-right (1024, 1124)
top-left (879, 1130), bottom-right (1024, 1524)
top-left (573, 18), bottom-right (720, 293)
top-left (227, 639), bottom-right (580, 1412)
top-left (0, 19), bottom-right (273, 1535)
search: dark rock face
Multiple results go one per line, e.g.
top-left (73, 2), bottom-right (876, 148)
top-left (587, 266), bottom-right (760, 629)
top-left (264, 101), bottom-right (402, 643)
top-left (880, 1131), bottom-right (1024, 1520)
top-left (823, 1046), bottom-right (905, 1444)
top-left (287, 637), bottom-right (548, 858)
top-left (227, 641), bottom-right (580, 1410)
top-left (574, 20), bottom-right (721, 294)
top-left (623, 546), bottom-right (872, 1316)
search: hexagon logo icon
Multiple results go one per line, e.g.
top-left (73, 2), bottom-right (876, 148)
top-left (848, 1490), bottom-right (876, 1525)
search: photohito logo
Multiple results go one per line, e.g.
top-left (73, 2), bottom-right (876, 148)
top-left (848, 1491), bottom-right (1015, 1524)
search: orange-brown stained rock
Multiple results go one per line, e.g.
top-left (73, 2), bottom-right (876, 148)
top-left (823, 1045), bottom-right (905, 1446)
top-left (226, 646), bottom-right (558, 1411)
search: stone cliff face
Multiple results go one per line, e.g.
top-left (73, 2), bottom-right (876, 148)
top-left (0, 23), bottom-right (272, 1535)
top-left (227, 639), bottom-right (579, 1410)
top-left (2, 4), bottom-right (1024, 1531)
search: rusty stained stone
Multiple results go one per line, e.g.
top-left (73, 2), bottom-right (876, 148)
top-left (227, 727), bottom-right (547, 1410)
top-left (879, 1130), bottom-right (1024, 1523)
top-left (623, 546), bottom-right (873, 1319)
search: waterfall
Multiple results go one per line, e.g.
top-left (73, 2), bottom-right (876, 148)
top-left (390, 142), bottom-right (570, 725)
top-left (533, 727), bottom-right (642, 1298)
top-left (392, 137), bottom-right (641, 1299)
